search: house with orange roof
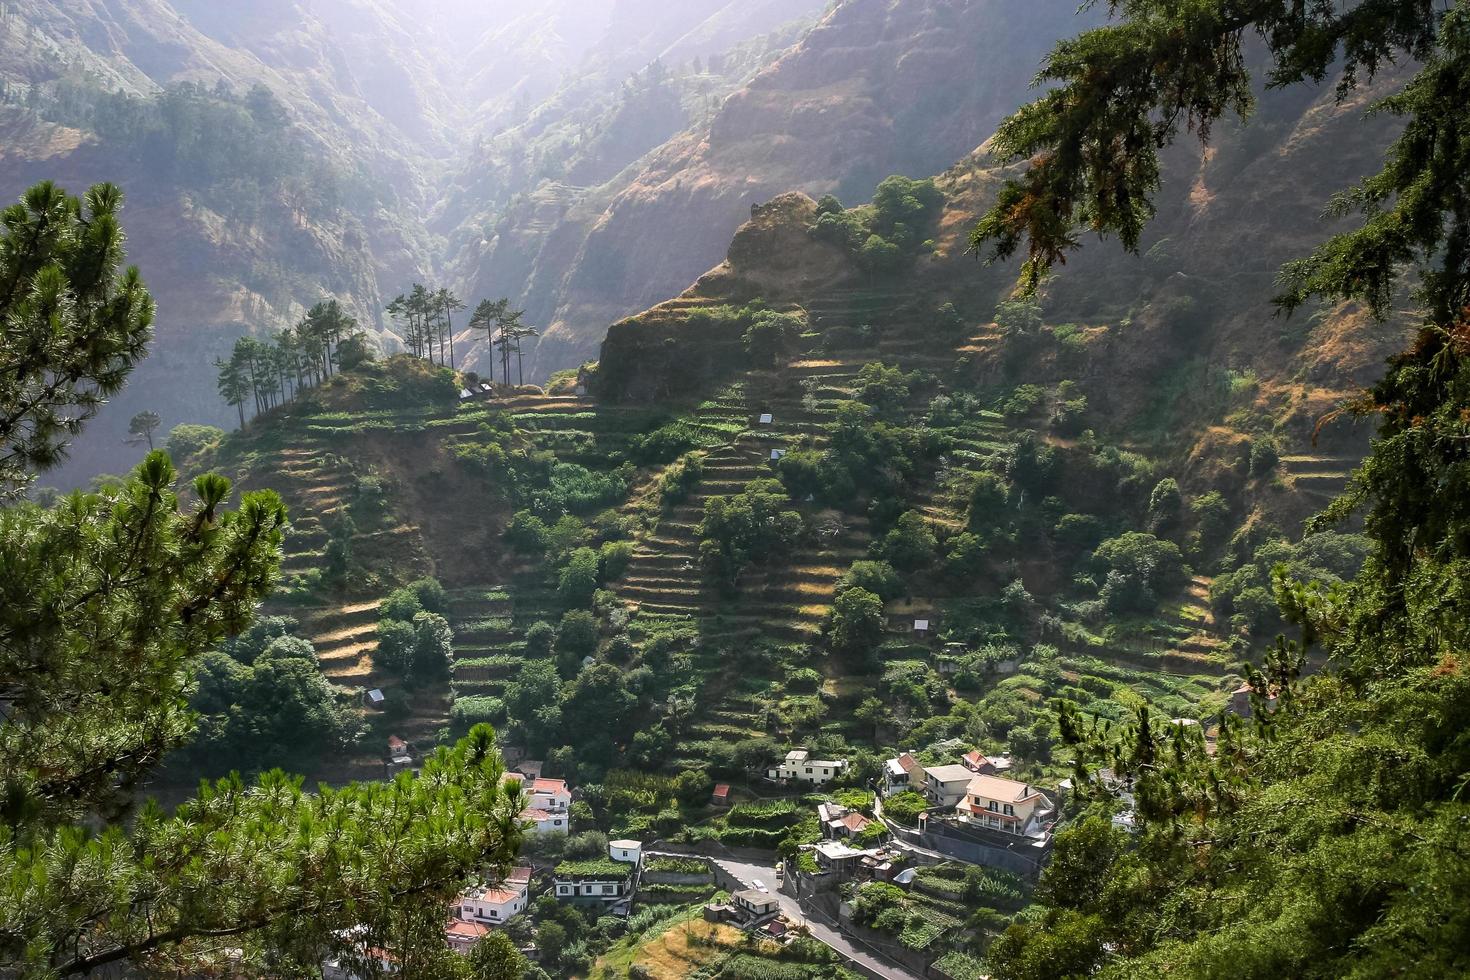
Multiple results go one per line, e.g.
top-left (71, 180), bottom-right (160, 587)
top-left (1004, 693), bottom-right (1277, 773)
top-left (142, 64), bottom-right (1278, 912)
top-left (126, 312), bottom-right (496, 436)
top-left (955, 773), bottom-right (1050, 837)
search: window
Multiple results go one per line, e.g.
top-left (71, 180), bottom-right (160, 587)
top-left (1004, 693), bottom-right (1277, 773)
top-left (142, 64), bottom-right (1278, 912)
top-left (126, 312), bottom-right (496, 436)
top-left (987, 800), bottom-right (999, 812)
top-left (489, 910), bottom-right (499, 920)
top-left (602, 884), bottom-right (615, 895)
top-left (1003, 804), bottom-right (1015, 816)
top-left (805, 767), bottom-right (813, 774)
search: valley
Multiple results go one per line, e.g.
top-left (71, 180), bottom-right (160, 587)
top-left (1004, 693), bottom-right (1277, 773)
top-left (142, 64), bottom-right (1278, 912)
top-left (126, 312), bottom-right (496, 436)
top-left (4, 2), bottom-right (1455, 978)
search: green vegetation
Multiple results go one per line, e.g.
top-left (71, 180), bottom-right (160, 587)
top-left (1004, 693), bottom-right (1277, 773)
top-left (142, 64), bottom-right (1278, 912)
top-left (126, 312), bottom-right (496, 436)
top-left (972, 3), bottom-right (1470, 977)
top-left (0, 183), bottom-right (522, 976)
top-left (811, 176), bottom-right (945, 273)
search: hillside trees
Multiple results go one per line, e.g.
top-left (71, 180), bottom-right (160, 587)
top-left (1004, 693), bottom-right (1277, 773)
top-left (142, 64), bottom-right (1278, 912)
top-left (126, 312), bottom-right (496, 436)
top-left (214, 299), bottom-right (371, 427)
top-left (972, 2), bottom-right (1470, 975)
top-left (127, 409), bottom-right (161, 449)
top-left (699, 478), bottom-right (805, 588)
top-left (468, 297), bottom-right (537, 385)
top-left (0, 181), bottom-right (525, 976)
top-left (388, 285), bottom-right (468, 369)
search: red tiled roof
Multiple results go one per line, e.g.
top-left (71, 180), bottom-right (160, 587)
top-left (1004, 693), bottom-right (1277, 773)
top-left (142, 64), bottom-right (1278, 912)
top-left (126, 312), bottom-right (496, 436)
top-left (506, 866), bottom-right (533, 883)
top-left (446, 920), bottom-right (491, 938)
top-left (474, 887), bottom-right (519, 904)
top-left (963, 750), bottom-right (989, 768)
top-left (531, 777), bottom-right (568, 794)
top-left (387, 735), bottom-right (407, 750)
top-left (712, 783), bottom-right (731, 798)
top-left (897, 752), bottom-right (920, 773)
top-left (839, 812), bottom-right (872, 832)
top-left (520, 807), bottom-right (555, 821)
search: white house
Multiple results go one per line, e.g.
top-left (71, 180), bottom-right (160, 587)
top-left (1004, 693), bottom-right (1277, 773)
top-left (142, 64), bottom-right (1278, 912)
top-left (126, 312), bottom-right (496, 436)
top-left (609, 839), bottom-right (643, 864)
top-left (954, 773), bottom-right (1050, 837)
top-left (520, 806), bottom-right (568, 835)
top-left (883, 751), bottom-right (923, 795)
top-left (457, 884), bottom-right (527, 926)
top-left (732, 889), bottom-right (780, 920)
top-left (530, 777), bottom-right (572, 812)
top-left (768, 749), bottom-right (846, 785)
top-left (506, 773), bottom-right (572, 812)
top-left (553, 858), bottom-right (635, 904)
top-left (923, 764), bottom-right (977, 807)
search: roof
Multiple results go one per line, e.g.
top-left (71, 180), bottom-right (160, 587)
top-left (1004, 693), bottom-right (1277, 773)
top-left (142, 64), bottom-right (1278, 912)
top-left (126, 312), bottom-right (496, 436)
top-left (506, 866), bottom-right (533, 884)
top-left (814, 840), bottom-right (877, 861)
top-left (712, 783), bottom-right (731, 798)
top-left (520, 807), bottom-right (555, 821)
top-left (555, 858), bottom-right (632, 880)
top-left (531, 777), bottom-right (569, 795)
top-left (446, 920), bottom-right (491, 939)
top-left (366, 688), bottom-right (385, 701)
top-left (963, 750), bottom-right (989, 768)
top-left (897, 752), bottom-right (920, 773)
top-left (387, 735), bottom-right (407, 750)
top-left (609, 839), bottom-right (642, 849)
top-left (925, 764), bottom-right (977, 785)
top-left (469, 887), bottom-right (520, 905)
top-left (966, 773), bottom-right (1043, 803)
top-left (839, 812), bottom-right (872, 833)
top-left (733, 889), bottom-right (778, 906)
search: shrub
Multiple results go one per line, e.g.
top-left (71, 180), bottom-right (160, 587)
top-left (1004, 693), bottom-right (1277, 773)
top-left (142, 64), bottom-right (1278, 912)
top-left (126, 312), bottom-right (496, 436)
top-left (836, 560), bottom-right (903, 602)
top-left (883, 791), bottom-right (928, 826)
top-left (659, 454), bottom-right (703, 506)
top-left (164, 423), bottom-right (224, 463)
top-left (879, 512), bottom-right (937, 570)
top-left (828, 587), bottom-right (885, 656)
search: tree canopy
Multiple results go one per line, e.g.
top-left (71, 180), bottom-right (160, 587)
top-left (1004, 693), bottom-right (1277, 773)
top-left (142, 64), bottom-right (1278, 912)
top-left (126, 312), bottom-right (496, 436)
top-left (971, 4), bottom-right (1470, 976)
top-left (0, 182), bottom-right (524, 976)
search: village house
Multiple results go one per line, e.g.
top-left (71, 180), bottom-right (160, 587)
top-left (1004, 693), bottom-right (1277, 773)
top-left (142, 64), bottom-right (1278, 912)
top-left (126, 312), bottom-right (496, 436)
top-left (553, 840), bottom-right (642, 906)
top-left (446, 864), bottom-right (534, 952)
top-left (882, 751), bottom-right (923, 795)
top-left (732, 889), bottom-right (780, 922)
top-left (530, 776), bottom-right (572, 811)
top-left (609, 839), bottom-right (643, 863)
top-left (552, 860), bottom-right (635, 904)
top-left (505, 772), bottom-right (572, 812)
top-left (768, 748), bottom-right (847, 785)
top-left (444, 918), bottom-right (490, 955)
top-left (811, 840), bottom-right (884, 879)
top-left (457, 883), bottom-right (528, 926)
top-left (960, 750), bottom-right (997, 775)
top-left (923, 763), bottom-right (979, 808)
top-left (818, 801), bottom-right (872, 840)
top-left (520, 807), bottom-right (568, 835)
top-left (711, 783), bottom-right (732, 807)
top-left (954, 773), bottom-right (1050, 837)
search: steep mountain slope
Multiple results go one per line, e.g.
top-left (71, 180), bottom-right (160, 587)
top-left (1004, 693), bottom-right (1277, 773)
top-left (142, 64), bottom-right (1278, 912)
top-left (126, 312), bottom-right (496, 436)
top-left (451, 0), bottom-right (1106, 379)
top-left (598, 65), bottom-right (1410, 497)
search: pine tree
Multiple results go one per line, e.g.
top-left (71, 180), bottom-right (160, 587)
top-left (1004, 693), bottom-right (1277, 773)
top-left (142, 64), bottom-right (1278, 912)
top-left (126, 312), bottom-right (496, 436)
top-left (0, 181), bottom-right (152, 499)
top-left (973, 5), bottom-right (1470, 976)
top-left (0, 181), bottom-right (527, 976)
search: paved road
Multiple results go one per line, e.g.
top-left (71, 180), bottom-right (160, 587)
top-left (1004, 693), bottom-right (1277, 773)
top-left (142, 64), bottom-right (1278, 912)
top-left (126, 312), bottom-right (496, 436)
top-left (711, 856), bottom-right (924, 980)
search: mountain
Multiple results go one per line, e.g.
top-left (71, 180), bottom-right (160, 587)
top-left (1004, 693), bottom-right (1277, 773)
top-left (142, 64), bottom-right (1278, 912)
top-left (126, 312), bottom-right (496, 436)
top-left (597, 58), bottom-right (1410, 504)
top-left (450, 0), bottom-right (1109, 379)
top-left (0, 0), bottom-right (833, 486)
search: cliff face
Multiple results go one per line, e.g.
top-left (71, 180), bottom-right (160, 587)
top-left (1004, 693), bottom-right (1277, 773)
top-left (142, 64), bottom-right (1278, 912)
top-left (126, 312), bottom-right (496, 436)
top-left (453, 0), bottom-right (1103, 379)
